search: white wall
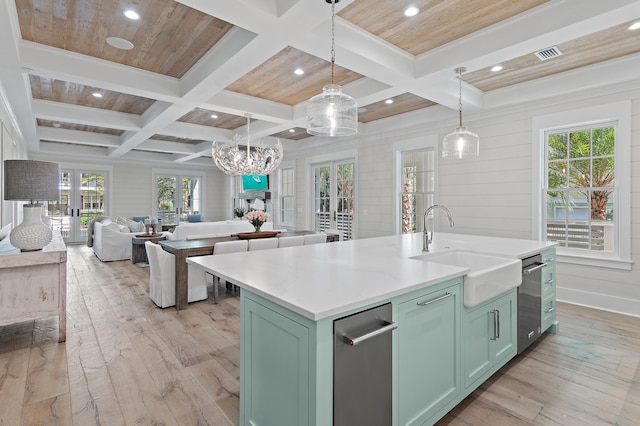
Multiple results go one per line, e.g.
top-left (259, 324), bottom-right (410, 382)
top-left (0, 91), bottom-right (27, 227)
top-left (28, 155), bottom-right (231, 222)
top-left (285, 85), bottom-right (640, 317)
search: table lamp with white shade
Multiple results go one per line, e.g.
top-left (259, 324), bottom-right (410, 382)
top-left (3, 160), bottom-right (60, 251)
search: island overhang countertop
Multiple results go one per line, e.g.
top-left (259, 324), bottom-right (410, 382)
top-left (187, 232), bottom-right (556, 321)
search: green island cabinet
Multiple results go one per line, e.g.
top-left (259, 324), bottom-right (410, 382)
top-left (395, 280), bottom-right (462, 426)
top-left (541, 247), bottom-right (558, 333)
top-left (239, 249), bottom-right (557, 426)
top-left (462, 289), bottom-right (517, 389)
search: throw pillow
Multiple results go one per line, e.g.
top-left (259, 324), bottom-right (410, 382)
top-left (127, 219), bottom-right (145, 233)
top-left (105, 222), bottom-right (124, 233)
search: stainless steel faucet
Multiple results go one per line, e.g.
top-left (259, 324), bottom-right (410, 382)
top-left (423, 205), bottom-right (455, 252)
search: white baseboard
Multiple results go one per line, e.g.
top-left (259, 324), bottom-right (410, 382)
top-left (557, 287), bottom-right (640, 318)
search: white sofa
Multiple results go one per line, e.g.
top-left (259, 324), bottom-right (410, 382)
top-left (92, 219), bottom-right (138, 261)
top-left (92, 217), bottom-right (168, 262)
top-left (166, 220), bottom-right (273, 240)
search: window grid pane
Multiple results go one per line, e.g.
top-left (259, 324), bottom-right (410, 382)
top-left (401, 148), bottom-right (435, 234)
top-left (279, 167), bottom-right (295, 225)
top-left (545, 124), bottom-right (616, 253)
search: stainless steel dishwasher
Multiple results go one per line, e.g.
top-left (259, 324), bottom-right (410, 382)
top-left (518, 254), bottom-right (544, 353)
top-left (333, 303), bottom-right (396, 426)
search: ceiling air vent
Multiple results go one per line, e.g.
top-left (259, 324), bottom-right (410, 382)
top-left (534, 46), bottom-right (563, 61)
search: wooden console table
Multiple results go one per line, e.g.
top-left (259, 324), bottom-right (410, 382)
top-left (0, 231), bottom-right (67, 342)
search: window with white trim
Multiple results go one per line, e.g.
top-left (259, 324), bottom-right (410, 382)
top-left (545, 124), bottom-right (615, 251)
top-left (401, 148), bottom-right (435, 233)
top-left (532, 101), bottom-right (631, 269)
top-left (278, 166), bottom-right (295, 227)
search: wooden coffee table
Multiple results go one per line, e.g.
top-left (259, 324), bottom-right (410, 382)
top-left (132, 233), bottom-right (166, 264)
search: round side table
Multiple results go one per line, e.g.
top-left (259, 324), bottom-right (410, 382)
top-left (131, 233), bottom-right (166, 264)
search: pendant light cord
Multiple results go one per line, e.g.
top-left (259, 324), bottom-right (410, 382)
top-left (457, 70), bottom-right (463, 127)
top-left (454, 67), bottom-right (467, 127)
top-left (330, 0), bottom-right (336, 85)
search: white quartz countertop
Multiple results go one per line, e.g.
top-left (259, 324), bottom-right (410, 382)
top-left (188, 232), bottom-right (555, 321)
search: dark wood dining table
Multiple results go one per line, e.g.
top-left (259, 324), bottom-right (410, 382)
top-left (159, 231), bottom-right (338, 310)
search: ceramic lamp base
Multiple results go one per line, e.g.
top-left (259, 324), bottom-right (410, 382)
top-left (10, 204), bottom-right (53, 251)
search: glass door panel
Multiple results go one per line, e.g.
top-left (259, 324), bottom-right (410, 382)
top-left (312, 161), bottom-right (354, 240)
top-left (46, 169), bottom-right (106, 244)
top-left (155, 174), bottom-right (202, 225)
top-left (79, 172), bottom-right (105, 241)
top-left (157, 176), bottom-right (178, 226)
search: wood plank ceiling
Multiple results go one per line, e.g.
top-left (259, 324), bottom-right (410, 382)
top-left (1, 0), bottom-right (639, 166)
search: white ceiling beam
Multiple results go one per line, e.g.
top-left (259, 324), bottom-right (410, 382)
top-left (21, 41), bottom-right (181, 102)
top-left (160, 121), bottom-right (231, 142)
top-left (37, 127), bottom-right (121, 147)
top-left (31, 99), bottom-right (143, 131)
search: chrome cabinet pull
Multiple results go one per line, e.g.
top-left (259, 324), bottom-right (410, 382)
top-left (546, 306), bottom-right (554, 314)
top-left (523, 263), bottom-right (547, 274)
top-left (417, 292), bottom-right (452, 307)
top-left (491, 310), bottom-right (498, 340)
top-left (343, 321), bottom-right (397, 347)
top-left (496, 309), bottom-right (500, 339)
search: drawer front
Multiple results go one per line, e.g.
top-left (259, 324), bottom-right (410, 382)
top-left (541, 267), bottom-right (555, 298)
top-left (541, 295), bottom-right (556, 332)
top-left (541, 248), bottom-right (556, 266)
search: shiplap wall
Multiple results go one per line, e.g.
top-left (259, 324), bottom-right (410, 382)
top-left (28, 155), bottom-right (232, 222)
top-left (286, 86), bottom-right (640, 317)
top-left (0, 99), bottom-right (27, 228)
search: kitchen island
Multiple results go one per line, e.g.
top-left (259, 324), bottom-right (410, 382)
top-left (188, 232), bottom-right (557, 426)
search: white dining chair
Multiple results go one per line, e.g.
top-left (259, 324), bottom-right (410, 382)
top-left (277, 235), bottom-right (305, 248)
top-left (303, 233), bottom-right (327, 245)
top-left (145, 241), bottom-right (208, 308)
top-left (248, 238), bottom-right (279, 251)
top-left (213, 240), bottom-right (248, 293)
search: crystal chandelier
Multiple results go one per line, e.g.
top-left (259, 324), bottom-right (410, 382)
top-left (306, 0), bottom-right (358, 137)
top-left (442, 67), bottom-right (479, 159)
top-left (211, 114), bottom-right (283, 176)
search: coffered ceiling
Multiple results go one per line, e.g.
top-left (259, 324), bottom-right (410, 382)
top-left (1, 0), bottom-right (639, 167)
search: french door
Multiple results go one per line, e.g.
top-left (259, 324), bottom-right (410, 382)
top-left (153, 172), bottom-right (203, 226)
top-left (50, 170), bottom-right (107, 244)
top-left (312, 161), bottom-right (355, 240)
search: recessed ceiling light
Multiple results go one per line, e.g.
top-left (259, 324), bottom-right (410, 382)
top-left (52, 123), bottom-right (61, 128)
top-left (385, 99), bottom-right (394, 105)
top-left (404, 6), bottom-right (419, 17)
top-left (289, 129), bottom-right (295, 133)
top-left (294, 68), bottom-right (304, 75)
top-left (106, 36), bottom-right (134, 50)
top-left (92, 92), bottom-right (103, 98)
top-left (491, 65), bottom-right (503, 72)
top-left (628, 21), bottom-right (640, 30)
top-left (124, 9), bottom-right (140, 20)
top-left (211, 114), bottom-right (218, 119)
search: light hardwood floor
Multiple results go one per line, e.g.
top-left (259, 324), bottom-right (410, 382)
top-left (0, 244), bottom-right (638, 425)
